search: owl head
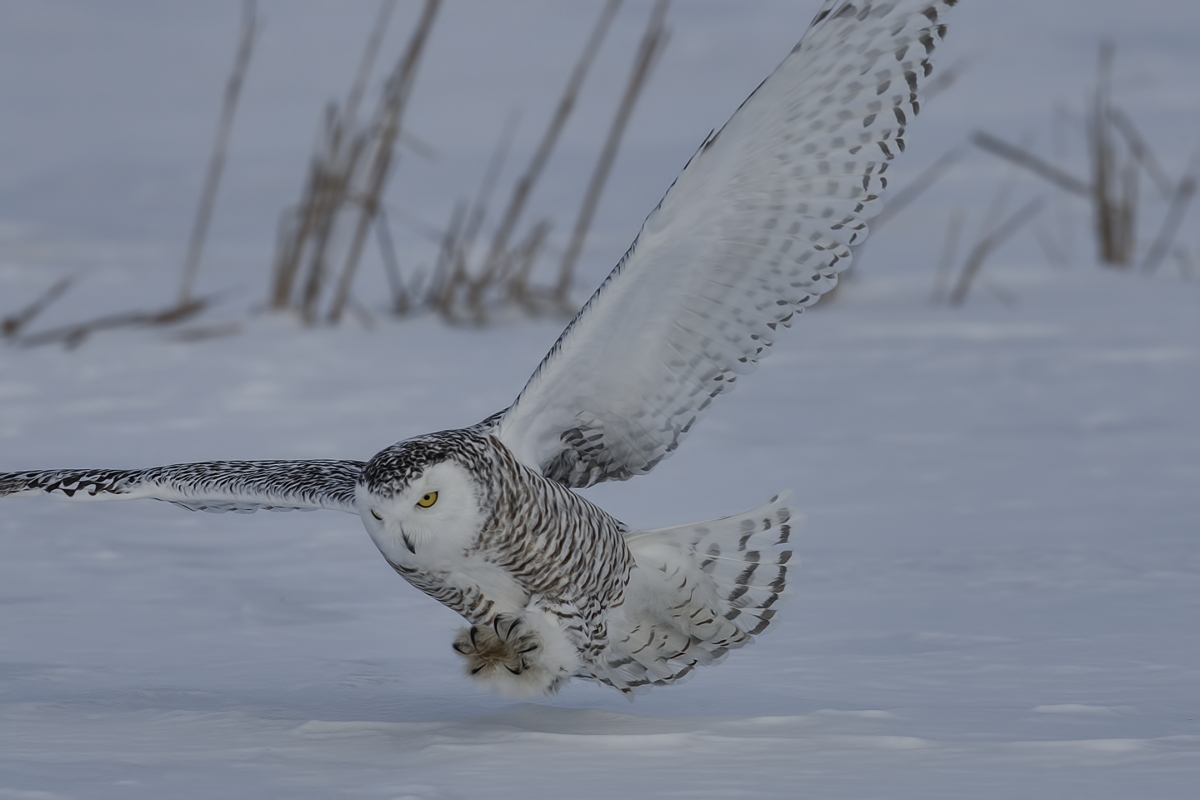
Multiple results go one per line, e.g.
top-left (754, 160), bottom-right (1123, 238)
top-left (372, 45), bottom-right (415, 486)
top-left (357, 431), bottom-right (493, 566)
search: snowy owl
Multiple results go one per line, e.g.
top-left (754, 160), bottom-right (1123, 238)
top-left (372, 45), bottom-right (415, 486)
top-left (1, 1), bottom-right (957, 698)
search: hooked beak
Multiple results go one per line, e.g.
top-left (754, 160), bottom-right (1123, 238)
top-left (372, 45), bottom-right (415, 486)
top-left (400, 529), bottom-right (416, 554)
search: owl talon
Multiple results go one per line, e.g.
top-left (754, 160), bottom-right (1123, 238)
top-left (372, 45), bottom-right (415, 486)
top-left (493, 614), bottom-right (521, 640)
top-left (452, 613), bottom-right (552, 689)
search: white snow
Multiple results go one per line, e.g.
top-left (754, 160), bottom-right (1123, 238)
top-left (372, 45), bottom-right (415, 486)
top-left (2, 1), bottom-right (1199, 797)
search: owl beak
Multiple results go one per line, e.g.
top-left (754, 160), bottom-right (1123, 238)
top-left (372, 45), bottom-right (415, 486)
top-left (400, 529), bottom-right (416, 554)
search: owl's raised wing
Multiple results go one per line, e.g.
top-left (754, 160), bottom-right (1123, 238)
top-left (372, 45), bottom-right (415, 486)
top-left (0, 460), bottom-right (364, 514)
top-left (495, 0), bottom-right (957, 488)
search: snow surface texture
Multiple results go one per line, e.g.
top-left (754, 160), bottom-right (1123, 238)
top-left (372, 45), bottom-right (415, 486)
top-left (1, 1), bottom-right (1199, 797)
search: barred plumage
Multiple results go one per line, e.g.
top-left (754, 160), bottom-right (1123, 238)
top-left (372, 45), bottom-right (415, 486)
top-left (0, 460), bottom-right (362, 513)
top-left (0, 0), bottom-right (959, 698)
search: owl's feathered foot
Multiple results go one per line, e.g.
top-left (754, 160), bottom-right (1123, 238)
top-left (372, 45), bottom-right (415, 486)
top-left (453, 614), bottom-right (541, 676)
top-left (452, 612), bottom-right (580, 697)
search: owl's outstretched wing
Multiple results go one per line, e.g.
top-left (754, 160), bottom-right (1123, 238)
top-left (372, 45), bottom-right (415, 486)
top-left (0, 460), bottom-right (364, 514)
top-left (495, 0), bottom-right (957, 488)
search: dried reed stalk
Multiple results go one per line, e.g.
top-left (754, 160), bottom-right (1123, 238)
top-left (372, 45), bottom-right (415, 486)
top-left (2, 276), bottom-right (74, 339)
top-left (1142, 172), bottom-right (1197, 274)
top-left (328, 0), bottom-right (441, 324)
top-left (1089, 41), bottom-right (1138, 267)
top-left (931, 210), bottom-right (965, 303)
top-left (451, 114), bottom-right (520, 320)
top-left (1109, 107), bottom-right (1174, 200)
top-left (269, 0), bottom-right (400, 316)
top-left (973, 42), bottom-right (1182, 271)
top-left (374, 205), bottom-right (408, 313)
top-left (179, 0), bottom-right (258, 306)
top-left (556, 0), bottom-right (669, 305)
top-left (972, 131), bottom-right (1090, 197)
top-left (430, 199), bottom-right (469, 314)
top-left (466, 0), bottom-right (623, 317)
top-left (20, 296), bottom-right (214, 350)
top-left (871, 148), bottom-right (963, 233)
top-left (947, 197), bottom-right (1043, 306)
top-left (844, 146), bottom-right (962, 293)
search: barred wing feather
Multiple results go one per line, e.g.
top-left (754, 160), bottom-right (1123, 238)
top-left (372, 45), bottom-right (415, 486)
top-left (0, 460), bottom-right (365, 514)
top-left (497, 0), bottom-right (957, 488)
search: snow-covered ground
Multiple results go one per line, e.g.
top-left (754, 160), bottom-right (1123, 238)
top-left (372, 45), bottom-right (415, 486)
top-left (2, 2), bottom-right (1198, 797)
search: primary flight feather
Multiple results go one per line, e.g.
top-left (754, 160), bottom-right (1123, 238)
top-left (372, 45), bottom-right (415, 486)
top-left (1, 0), bottom-right (958, 697)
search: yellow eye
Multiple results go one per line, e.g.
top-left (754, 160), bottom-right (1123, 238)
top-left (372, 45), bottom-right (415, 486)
top-left (416, 491), bottom-right (438, 509)
top-left (370, 509), bottom-right (383, 520)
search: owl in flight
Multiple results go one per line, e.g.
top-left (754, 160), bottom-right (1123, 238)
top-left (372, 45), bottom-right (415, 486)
top-left (1, 1), bottom-right (957, 697)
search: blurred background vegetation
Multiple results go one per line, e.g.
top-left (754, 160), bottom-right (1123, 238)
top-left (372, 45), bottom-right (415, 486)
top-left (1, 0), bottom-right (1196, 347)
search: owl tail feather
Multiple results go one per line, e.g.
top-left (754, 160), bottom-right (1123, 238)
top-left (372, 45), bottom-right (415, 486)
top-left (587, 492), bottom-right (796, 696)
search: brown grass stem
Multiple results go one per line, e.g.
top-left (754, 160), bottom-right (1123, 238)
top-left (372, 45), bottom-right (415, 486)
top-left (556, 0), bottom-right (669, 305)
top-left (328, 0), bottom-right (441, 324)
top-left (948, 197), bottom-right (1043, 306)
top-left (475, 0), bottom-right (622, 302)
top-left (179, 0), bottom-right (258, 307)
